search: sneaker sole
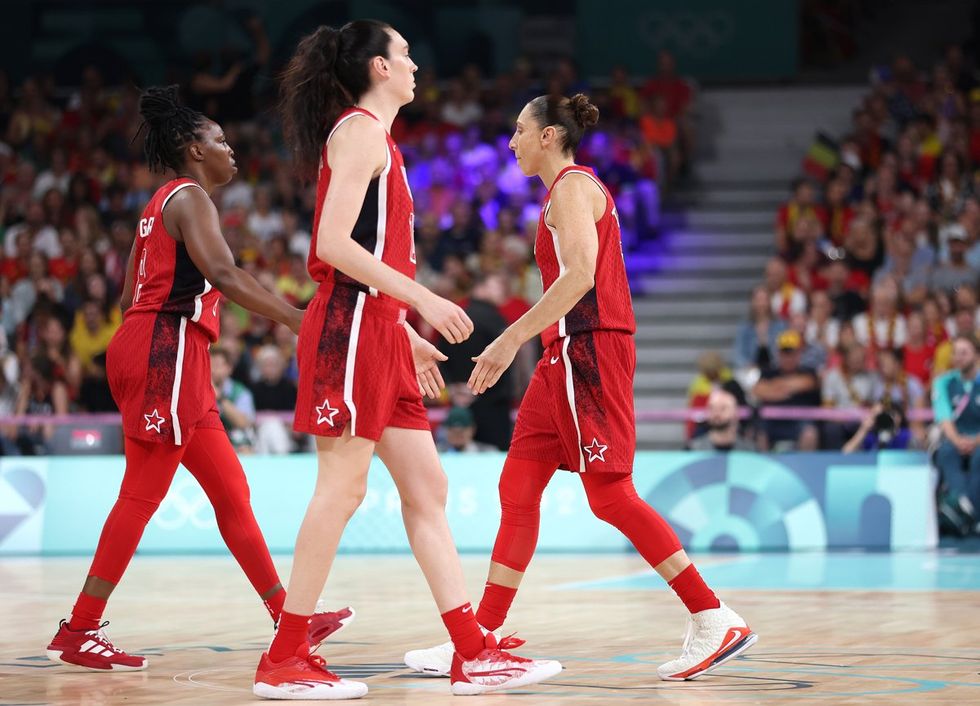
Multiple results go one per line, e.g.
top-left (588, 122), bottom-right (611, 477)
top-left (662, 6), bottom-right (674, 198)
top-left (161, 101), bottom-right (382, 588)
top-left (46, 649), bottom-right (148, 671)
top-left (450, 660), bottom-right (563, 695)
top-left (660, 632), bottom-right (758, 681)
top-left (253, 680), bottom-right (368, 700)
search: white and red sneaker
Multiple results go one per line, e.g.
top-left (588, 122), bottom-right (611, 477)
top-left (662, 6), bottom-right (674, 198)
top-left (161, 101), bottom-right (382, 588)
top-left (46, 620), bottom-right (147, 671)
top-left (404, 627), bottom-right (506, 677)
top-left (657, 602), bottom-right (757, 681)
top-left (253, 642), bottom-right (368, 700)
top-left (308, 603), bottom-right (355, 650)
top-left (449, 633), bottom-right (562, 696)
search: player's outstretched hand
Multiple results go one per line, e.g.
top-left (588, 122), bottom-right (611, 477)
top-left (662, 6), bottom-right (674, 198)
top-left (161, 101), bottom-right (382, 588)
top-left (410, 335), bottom-right (448, 399)
top-left (468, 334), bottom-right (519, 394)
top-left (417, 292), bottom-right (473, 344)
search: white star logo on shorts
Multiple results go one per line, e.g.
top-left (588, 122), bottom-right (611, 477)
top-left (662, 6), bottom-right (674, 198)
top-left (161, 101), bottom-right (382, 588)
top-left (316, 398), bottom-right (340, 427)
top-left (144, 409), bottom-right (166, 433)
top-left (583, 437), bottom-right (608, 463)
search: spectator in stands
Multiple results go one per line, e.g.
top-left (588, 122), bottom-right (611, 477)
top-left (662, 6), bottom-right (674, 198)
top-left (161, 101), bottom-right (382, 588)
top-left (210, 346), bottom-right (256, 453)
top-left (12, 355), bottom-right (68, 455)
top-left (821, 258), bottom-right (866, 321)
top-left (688, 389), bottom-right (754, 452)
top-left (932, 333), bottom-right (980, 535)
top-left (247, 184), bottom-right (284, 243)
top-left (776, 178), bottom-right (825, 255)
top-left (687, 350), bottom-right (746, 439)
top-left (825, 177), bottom-right (855, 247)
top-left (764, 257), bottom-right (806, 319)
top-left (438, 406), bottom-right (493, 453)
top-left (249, 344), bottom-right (297, 455)
top-left (933, 306), bottom-right (978, 375)
top-left (842, 402), bottom-right (912, 453)
top-left (843, 216), bottom-right (884, 281)
top-left (805, 289), bottom-right (841, 356)
top-left (931, 224), bottom-right (978, 293)
top-left (69, 297), bottom-right (117, 374)
top-left (874, 225), bottom-right (932, 307)
top-left (853, 278), bottom-right (908, 351)
top-left (4, 200), bottom-right (60, 258)
top-left (733, 285), bottom-right (787, 378)
top-left (752, 330), bottom-right (821, 452)
top-left (438, 272), bottom-right (512, 450)
top-left (638, 95), bottom-right (680, 183)
top-left (871, 346), bottom-right (927, 447)
top-left (822, 341), bottom-right (878, 448)
top-left (903, 309), bottom-right (937, 384)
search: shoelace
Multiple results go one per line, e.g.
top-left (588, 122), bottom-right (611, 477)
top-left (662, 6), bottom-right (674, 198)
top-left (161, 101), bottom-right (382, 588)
top-left (306, 653), bottom-right (340, 679)
top-left (90, 621), bottom-right (120, 653)
top-left (677, 618), bottom-right (695, 659)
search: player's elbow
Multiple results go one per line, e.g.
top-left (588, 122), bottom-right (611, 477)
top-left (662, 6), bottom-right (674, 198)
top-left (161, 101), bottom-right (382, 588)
top-left (208, 264), bottom-right (236, 292)
top-left (569, 267), bottom-right (595, 295)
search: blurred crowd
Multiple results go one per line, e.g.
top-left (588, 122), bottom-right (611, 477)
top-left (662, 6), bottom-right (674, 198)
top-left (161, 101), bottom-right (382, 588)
top-left (683, 45), bottom-right (980, 536)
top-left (0, 15), bottom-right (696, 456)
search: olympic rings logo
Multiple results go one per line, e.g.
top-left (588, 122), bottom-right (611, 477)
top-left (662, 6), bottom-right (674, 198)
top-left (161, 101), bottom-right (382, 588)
top-left (154, 476), bottom-right (216, 531)
top-left (637, 11), bottom-right (735, 57)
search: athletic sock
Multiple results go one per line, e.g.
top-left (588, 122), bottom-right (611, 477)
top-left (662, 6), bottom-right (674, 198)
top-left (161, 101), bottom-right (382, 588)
top-left (476, 582), bottom-right (517, 632)
top-left (268, 610), bottom-right (311, 662)
top-left (68, 592), bottom-right (107, 632)
top-left (668, 564), bottom-right (721, 614)
top-left (441, 603), bottom-right (485, 659)
top-left (264, 587), bottom-right (286, 624)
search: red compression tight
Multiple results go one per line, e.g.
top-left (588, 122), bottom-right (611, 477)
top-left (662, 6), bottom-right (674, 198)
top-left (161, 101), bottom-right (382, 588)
top-left (86, 428), bottom-right (280, 596)
top-left (480, 456), bottom-right (685, 628)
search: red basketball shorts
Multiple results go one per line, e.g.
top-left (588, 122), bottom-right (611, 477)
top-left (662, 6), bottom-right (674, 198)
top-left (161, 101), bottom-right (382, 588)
top-left (107, 312), bottom-right (222, 446)
top-left (509, 331), bottom-right (636, 473)
top-left (294, 283), bottom-right (429, 441)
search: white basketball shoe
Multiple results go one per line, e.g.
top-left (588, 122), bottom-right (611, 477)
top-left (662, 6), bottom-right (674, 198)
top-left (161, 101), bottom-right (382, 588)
top-left (657, 602), bottom-right (757, 681)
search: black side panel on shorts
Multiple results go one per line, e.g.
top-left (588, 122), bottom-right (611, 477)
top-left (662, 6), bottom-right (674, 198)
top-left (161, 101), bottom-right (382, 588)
top-left (335, 177), bottom-right (380, 291)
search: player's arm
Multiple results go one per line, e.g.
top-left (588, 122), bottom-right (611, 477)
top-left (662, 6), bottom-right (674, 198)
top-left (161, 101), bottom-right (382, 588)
top-left (468, 175), bottom-right (599, 394)
top-left (316, 117), bottom-right (472, 344)
top-left (166, 188), bottom-right (303, 334)
top-left (119, 234), bottom-right (139, 313)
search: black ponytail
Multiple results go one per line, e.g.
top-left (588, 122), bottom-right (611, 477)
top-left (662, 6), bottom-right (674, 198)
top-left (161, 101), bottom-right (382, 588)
top-left (279, 19), bottom-right (393, 179)
top-left (137, 85), bottom-right (206, 173)
top-left (526, 93), bottom-right (600, 156)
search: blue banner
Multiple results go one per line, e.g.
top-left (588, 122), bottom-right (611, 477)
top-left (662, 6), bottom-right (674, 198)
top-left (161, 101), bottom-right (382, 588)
top-left (0, 451), bottom-right (935, 556)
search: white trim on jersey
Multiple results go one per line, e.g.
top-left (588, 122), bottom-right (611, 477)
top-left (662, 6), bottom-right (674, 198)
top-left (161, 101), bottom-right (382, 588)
top-left (170, 316), bottom-right (188, 445)
top-left (191, 279), bottom-right (213, 323)
top-left (343, 292), bottom-right (367, 436)
top-left (326, 109), bottom-right (370, 144)
top-left (553, 167), bottom-right (607, 200)
top-left (161, 181), bottom-right (204, 212)
top-left (561, 336), bottom-right (586, 473)
top-left (369, 145), bottom-right (393, 297)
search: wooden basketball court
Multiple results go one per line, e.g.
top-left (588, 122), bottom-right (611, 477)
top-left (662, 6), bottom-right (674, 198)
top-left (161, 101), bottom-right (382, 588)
top-left (3, 553), bottom-right (978, 704)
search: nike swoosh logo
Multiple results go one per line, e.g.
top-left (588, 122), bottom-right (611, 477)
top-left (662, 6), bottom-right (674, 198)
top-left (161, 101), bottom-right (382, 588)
top-left (550, 356), bottom-right (560, 364)
top-left (462, 606), bottom-right (471, 613)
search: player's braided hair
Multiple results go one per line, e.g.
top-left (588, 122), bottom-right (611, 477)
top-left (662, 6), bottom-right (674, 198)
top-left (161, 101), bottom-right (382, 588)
top-left (280, 20), bottom-right (392, 180)
top-left (137, 85), bottom-right (205, 173)
top-left (527, 93), bottom-right (600, 155)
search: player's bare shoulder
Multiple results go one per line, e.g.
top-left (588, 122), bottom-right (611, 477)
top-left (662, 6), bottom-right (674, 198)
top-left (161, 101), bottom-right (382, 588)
top-left (327, 114), bottom-right (388, 175)
top-left (549, 171), bottom-right (606, 224)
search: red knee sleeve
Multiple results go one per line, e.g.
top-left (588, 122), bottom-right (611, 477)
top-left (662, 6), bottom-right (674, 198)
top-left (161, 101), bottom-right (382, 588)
top-left (581, 472), bottom-right (682, 569)
top-left (489, 456), bottom-right (557, 572)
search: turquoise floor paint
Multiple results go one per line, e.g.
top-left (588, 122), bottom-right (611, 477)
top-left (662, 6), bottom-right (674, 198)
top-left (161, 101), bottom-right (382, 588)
top-left (557, 552), bottom-right (980, 591)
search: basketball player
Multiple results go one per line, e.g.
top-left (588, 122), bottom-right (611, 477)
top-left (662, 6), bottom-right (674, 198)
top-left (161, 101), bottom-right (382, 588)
top-left (46, 86), bottom-right (352, 671)
top-left (253, 21), bottom-right (561, 699)
top-left (405, 94), bottom-right (757, 680)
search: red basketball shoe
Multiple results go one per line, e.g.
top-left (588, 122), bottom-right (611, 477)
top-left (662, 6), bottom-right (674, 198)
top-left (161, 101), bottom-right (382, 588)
top-left (253, 642), bottom-right (367, 700)
top-left (449, 633), bottom-right (562, 695)
top-left (46, 620), bottom-right (147, 671)
top-left (308, 604), bottom-right (355, 650)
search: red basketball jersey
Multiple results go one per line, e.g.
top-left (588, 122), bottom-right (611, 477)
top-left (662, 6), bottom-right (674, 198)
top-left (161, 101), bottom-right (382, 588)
top-left (308, 108), bottom-right (416, 304)
top-left (125, 177), bottom-right (222, 342)
top-left (535, 166), bottom-right (636, 347)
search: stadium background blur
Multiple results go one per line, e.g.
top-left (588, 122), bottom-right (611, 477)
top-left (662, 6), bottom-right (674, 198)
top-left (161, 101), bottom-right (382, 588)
top-left (2, 0), bottom-right (980, 540)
